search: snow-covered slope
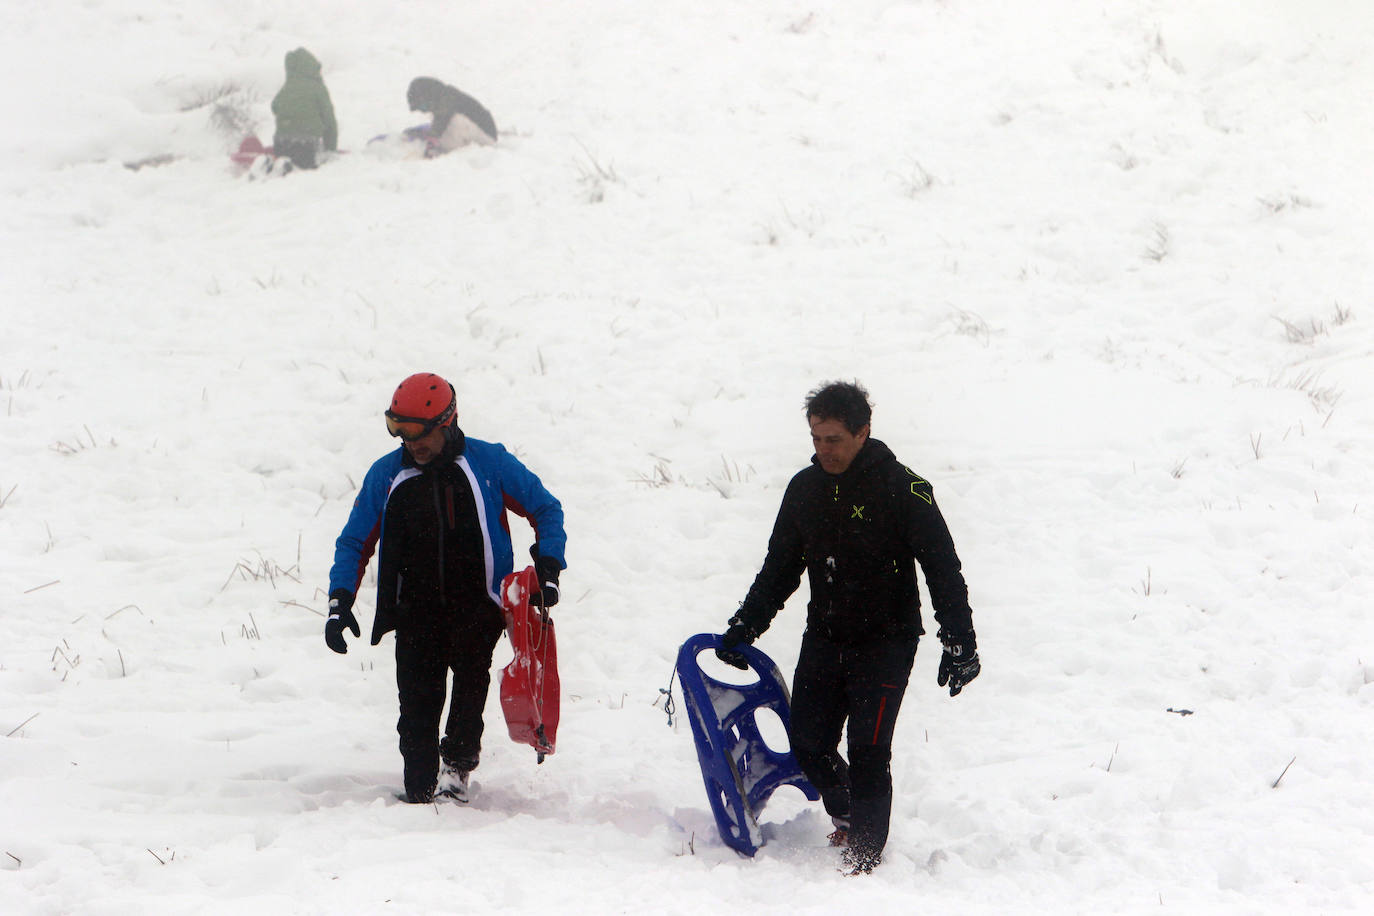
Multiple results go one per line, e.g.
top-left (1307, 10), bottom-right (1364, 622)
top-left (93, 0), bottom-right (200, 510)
top-left (2, 1), bottom-right (1372, 912)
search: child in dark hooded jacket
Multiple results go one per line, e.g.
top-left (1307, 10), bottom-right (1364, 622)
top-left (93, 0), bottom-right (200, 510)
top-left (406, 77), bottom-right (497, 155)
top-left (272, 48), bottom-right (338, 169)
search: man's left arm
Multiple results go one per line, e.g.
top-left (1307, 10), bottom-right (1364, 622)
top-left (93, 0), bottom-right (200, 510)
top-left (499, 449), bottom-right (566, 606)
top-left (902, 473), bottom-right (972, 633)
top-left (903, 472), bottom-right (981, 696)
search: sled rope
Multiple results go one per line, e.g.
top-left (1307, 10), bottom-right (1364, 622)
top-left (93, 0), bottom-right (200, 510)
top-left (533, 604), bottom-right (552, 718)
top-left (528, 576), bottom-right (554, 745)
top-left (656, 661), bottom-right (678, 728)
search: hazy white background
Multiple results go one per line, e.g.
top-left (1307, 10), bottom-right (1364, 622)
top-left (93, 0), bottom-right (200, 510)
top-left (2, 1), bottom-right (1372, 913)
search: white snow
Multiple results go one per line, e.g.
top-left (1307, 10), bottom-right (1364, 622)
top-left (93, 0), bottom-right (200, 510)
top-left (2, 1), bottom-right (1372, 912)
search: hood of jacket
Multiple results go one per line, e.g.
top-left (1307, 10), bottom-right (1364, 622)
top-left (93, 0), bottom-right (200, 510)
top-left (284, 48), bottom-right (322, 80)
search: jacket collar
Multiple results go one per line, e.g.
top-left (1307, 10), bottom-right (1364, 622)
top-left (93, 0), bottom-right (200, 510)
top-left (810, 436), bottom-right (892, 478)
top-left (399, 425), bottom-right (467, 469)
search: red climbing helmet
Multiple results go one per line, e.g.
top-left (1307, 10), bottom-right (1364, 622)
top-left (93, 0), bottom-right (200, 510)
top-left (385, 372), bottom-right (457, 441)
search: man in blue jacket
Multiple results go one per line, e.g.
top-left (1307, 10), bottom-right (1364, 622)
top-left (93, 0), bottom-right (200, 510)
top-left (326, 373), bottom-right (566, 803)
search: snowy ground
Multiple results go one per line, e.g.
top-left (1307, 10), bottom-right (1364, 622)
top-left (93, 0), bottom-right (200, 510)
top-left (3, 1), bottom-right (1373, 913)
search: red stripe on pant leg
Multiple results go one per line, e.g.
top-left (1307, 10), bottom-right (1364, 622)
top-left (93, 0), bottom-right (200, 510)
top-left (871, 696), bottom-right (888, 745)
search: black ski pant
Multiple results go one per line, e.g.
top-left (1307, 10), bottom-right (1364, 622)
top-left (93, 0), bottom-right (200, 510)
top-left (273, 136), bottom-right (321, 170)
top-left (788, 630), bottom-right (918, 859)
top-left (394, 603), bottom-right (504, 800)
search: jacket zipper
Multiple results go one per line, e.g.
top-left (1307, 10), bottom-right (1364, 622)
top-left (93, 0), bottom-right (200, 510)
top-left (431, 473), bottom-right (446, 605)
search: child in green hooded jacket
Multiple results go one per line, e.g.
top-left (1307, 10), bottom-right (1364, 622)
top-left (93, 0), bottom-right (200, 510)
top-left (271, 48), bottom-right (338, 170)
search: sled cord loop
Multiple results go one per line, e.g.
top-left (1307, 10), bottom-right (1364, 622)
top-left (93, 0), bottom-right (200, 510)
top-left (657, 662), bottom-right (679, 728)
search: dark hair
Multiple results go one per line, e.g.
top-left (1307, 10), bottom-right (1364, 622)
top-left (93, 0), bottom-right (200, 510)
top-left (804, 380), bottom-right (871, 434)
top-left (407, 77), bottom-right (442, 112)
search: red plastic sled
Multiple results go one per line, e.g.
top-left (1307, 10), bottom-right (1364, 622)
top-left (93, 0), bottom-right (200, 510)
top-left (498, 566), bottom-right (560, 762)
top-left (230, 135), bottom-right (273, 169)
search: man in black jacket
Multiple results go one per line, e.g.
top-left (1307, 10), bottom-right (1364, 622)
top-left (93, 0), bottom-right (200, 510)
top-left (717, 380), bottom-right (980, 874)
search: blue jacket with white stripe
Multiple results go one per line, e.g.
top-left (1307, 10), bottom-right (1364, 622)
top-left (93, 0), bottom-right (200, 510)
top-left (328, 430), bottom-right (566, 644)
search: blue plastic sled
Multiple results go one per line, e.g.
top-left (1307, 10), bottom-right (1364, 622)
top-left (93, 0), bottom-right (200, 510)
top-left (676, 633), bottom-right (819, 856)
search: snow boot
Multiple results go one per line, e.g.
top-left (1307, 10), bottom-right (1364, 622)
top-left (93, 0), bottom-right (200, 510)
top-left (841, 845), bottom-right (881, 876)
top-left (436, 762), bottom-right (471, 803)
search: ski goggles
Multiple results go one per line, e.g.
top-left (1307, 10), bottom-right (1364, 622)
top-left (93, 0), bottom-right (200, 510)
top-left (385, 401), bottom-right (455, 442)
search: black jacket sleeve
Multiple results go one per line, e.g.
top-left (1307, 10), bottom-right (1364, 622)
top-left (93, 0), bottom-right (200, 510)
top-left (903, 475), bottom-right (973, 635)
top-left (734, 477), bottom-right (807, 636)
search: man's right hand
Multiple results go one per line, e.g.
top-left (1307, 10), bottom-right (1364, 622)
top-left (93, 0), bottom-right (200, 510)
top-left (325, 590), bottom-right (361, 654)
top-left (715, 617), bottom-right (758, 670)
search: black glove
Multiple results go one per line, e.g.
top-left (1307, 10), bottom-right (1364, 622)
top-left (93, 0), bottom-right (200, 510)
top-left (937, 628), bottom-right (980, 697)
top-left (715, 615), bottom-right (760, 670)
top-left (325, 589), bottom-right (360, 654)
top-left (529, 555), bottom-right (561, 609)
